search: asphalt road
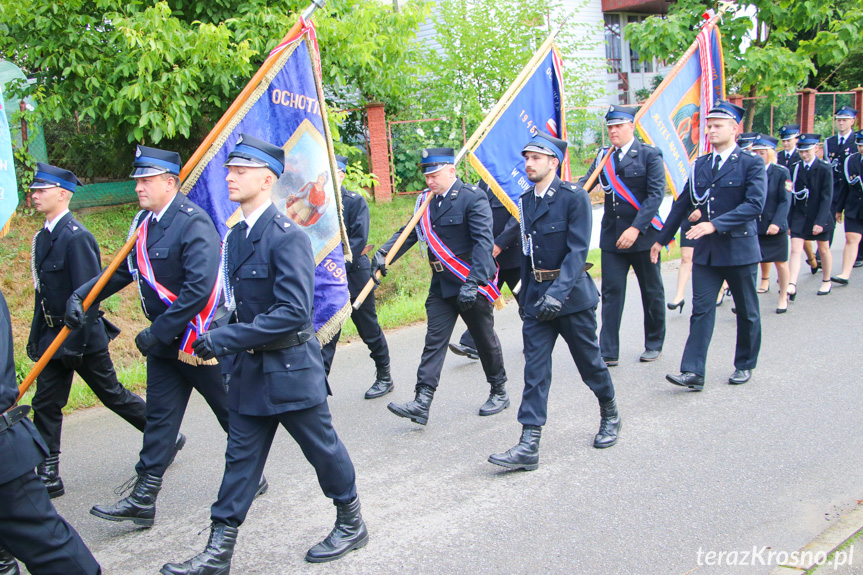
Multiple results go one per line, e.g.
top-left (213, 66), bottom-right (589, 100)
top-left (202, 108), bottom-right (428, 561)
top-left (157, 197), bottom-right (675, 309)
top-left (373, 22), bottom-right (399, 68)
top-left (40, 240), bottom-right (863, 575)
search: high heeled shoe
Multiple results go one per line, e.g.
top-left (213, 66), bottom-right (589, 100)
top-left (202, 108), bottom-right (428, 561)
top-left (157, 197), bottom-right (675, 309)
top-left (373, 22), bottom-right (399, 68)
top-left (716, 291), bottom-right (725, 307)
top-left (666, 300), bottom-right (685, 313)
top-left (788, 283), bottom-right (797, 302)
top-left (756, 281), bottom-right (770, 294)
top-left (808, 256), bottom-right (820, 275)
top-left (817, 281), bottom-right (832, 296)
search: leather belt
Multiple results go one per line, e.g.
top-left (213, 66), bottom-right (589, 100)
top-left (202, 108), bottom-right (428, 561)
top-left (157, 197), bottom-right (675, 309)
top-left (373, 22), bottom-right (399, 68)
top-left (531, 262), bottom-right (593, 283)
top-left (0, 405), bottom-right (31, 433)
top-left (533, 268), bottom-right (561, 282)
top-left (247, 324), bottom-right (314, 354)
top-left (41, 300), bottom-right (65, 328)
top-left (430, 253), bottom-right (471, 273)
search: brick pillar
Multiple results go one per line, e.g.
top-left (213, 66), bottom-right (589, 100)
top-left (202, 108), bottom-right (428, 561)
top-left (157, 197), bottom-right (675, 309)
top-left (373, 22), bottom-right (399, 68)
top-left (853, 87), bottom-right (863, 129)
top-left (728, 93), bottom-right (743, 108)
top-left (366, 102), bottom-right (392, 203)
top-left (799, 88), bottom-right (817, 133)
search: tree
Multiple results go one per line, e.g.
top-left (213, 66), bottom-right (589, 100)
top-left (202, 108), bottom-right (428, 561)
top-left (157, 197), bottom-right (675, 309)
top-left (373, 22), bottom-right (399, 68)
top-left (0, 0), bottom-right (428, 147)
top-left (625, 0), bottom-right (863, 130)
top-left (418, 0), bottom-right (602, 126)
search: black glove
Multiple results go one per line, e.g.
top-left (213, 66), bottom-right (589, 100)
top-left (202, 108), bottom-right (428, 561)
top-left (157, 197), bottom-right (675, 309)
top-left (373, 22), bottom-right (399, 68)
top-left (26, 342), bottom-right (39, 362)
top-left (535, 294), bottom-right (563, 322)
top-left (222, 373), bottom-right (231, 393)
top-left (135, 327), bottom-right (159, 356)
top-left (64, 292), bottom-right (86, 329)
top-left (60, 351), bottom-right (84, 370)
top-left (192, 332), bottom-right (218, 361)
top-left (518, 306), bottom-right (526, 321)
top-left (457, 278), bottom-right (479, 312)
top-left (370, 250), bottom-right (388, 285)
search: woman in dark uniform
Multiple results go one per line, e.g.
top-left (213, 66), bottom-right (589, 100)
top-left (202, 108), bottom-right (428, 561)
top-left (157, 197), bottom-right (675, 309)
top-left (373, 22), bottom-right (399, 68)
top-left (830, 130), bottom-right (863, 285)
top-left (787, 134), bottom-right (834, 298)
top-left (752, 135), bottom-right (792, 312)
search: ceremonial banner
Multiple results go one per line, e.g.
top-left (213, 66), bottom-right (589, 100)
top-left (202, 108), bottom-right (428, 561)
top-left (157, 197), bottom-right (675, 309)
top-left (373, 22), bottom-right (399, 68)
top-left (182, 20), bottom-right (351, 343)
top-left (0, 85), bottom-right (18, 236)
top-left (635, 23), bottom-right (725, 197)
top-left (468, 43), bottom-right (569, 217)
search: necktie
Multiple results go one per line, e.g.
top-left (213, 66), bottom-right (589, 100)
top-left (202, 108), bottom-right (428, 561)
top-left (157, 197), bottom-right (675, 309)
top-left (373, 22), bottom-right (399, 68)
top-left (234, 220), bottom-right (248, 238)
top-left (712, 154), bottom-right (721, 176)
top-left (839, 136), bottom-right (844, 147)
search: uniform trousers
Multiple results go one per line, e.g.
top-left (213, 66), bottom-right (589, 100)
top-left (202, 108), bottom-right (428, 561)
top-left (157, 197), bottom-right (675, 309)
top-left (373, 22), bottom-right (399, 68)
top-left (321, 268), bottom-right (390, 376)
top-left (0, 466), bottom-right (100, 574)
top-left (135, 356), bottom-right (229, 478)
top-left (599, 249), bottom-right (666, 358)
top-left (33, 348), bottom-right (146, 454)
top-left (518, 308), bottom-right (615, 427)
top-left (457, 266), bottom-right (520, 350)
top-left (680, 263), bottom-right (761, 376)
top-left (210, 401), bottom-right (357, 527)
top-left (418, 293), bottom-right (506, 390)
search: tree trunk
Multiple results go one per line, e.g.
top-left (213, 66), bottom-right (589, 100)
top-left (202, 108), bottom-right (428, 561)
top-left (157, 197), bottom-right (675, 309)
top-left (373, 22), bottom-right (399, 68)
top-left (744, 85), bottom-right (758, 132)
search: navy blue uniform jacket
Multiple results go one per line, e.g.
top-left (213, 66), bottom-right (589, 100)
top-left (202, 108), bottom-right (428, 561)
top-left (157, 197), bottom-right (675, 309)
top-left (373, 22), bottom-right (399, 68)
top-left (788, 159), bottom-right (834, 235)
top-left (1, 290), bottom-right (48, 484)
top-left (29, 212), bottom-right (117, 357)
top-left (577, 139), bottom-right (665, 253)
top-left (777, 149), bottom-right (800, 171)
top-left (382, 178), bottom-right (495, 298)
top-left (341, 185), bottom-right (372, 292)
top-left (825, 135), bottom-right (856, 213)
top-left (208, 204), bottom-right (328, 416)
top-left (837, 153), bottom-right (863, 220)
top-left (518, 176), bottom-right (599, 318)
top-left (657, 147), bottom-right (767, 267)
top-left (757, 163), bottom-right (792, 235)
top-left (478, 181), bottom-right (522, 270)
top-left (95, 193), bottom-right (222, 359)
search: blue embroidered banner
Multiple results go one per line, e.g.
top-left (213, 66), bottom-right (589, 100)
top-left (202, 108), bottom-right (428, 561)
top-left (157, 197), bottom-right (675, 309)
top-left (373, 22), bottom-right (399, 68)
top-left (635, 25), bottom-right (725, 198)
top-left (182, 23), bottom-right (350, 343)
top-left (468, 44), bottom-right (568, 218)
top-left (0, 85), bottom-right (18, 234)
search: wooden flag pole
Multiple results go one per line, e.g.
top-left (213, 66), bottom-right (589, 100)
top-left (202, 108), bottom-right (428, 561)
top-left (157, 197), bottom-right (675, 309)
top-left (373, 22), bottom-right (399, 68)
top-left (352, 192), bottom-right (434, 310)
top-left (14, 0), bottom-right (329, 404)
top-left (581, 3), bottom-right (730, 192)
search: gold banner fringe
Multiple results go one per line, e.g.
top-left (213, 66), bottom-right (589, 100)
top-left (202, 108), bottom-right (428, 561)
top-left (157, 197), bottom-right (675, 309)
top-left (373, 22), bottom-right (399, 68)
top-left (0, 213), bottom-right (14, 239)
top-left (177, 350), bottom-right (219, 367)
top-left (315, 300), bottom-right (352, 346)
top-left (493, 297), bottom-right (506, 311)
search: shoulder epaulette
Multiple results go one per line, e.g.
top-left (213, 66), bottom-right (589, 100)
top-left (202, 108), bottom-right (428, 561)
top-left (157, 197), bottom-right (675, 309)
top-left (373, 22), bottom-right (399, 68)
top-left (273, 212), bottom-right (291, 232)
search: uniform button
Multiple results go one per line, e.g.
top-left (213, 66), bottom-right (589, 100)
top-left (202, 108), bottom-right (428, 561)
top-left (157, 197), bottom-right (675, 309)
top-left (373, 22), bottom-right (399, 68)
top-left (252, 270), bottom-right (256, 275)
top-left (235, 277), bottom-right (239, 282)
top-left (239, 301), bottom-right (244, 306)
top-left (285, 363), bottom-right (290, 368)
top-left (711, 197), bottom-right (715, 200)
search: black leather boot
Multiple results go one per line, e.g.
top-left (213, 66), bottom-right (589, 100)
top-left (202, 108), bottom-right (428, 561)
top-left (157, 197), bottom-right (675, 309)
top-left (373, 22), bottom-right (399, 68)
top-left (255, 475), bottom-right (268, 499)
top-left (478, 382), bottom-right (510, 416)
top-left (90, 473), bottom-right (162, 526)
top-left (305, 497), bottom-right (369, 563)
top-left (364, 363), bottom-right (394, 399)
top-left (387, 385), bottom-right (434, 425)
top-left (0, 546), bottom-right (19, 575)
top-left (593, 397), bottom-right (621, 449)
top-left (160, 522), bottom-right (238, 575)
top-left (488, 425), bottom-right (541, 471)
top-left (36, 453), bottom-right (65, 499)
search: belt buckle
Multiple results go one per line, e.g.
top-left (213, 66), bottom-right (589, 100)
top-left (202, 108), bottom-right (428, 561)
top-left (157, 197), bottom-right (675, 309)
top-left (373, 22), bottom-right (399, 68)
top-left (41, 300), bottom-right (53, 328)
top-left (431, 261), bottom-right (443, 273)
top-left (533, 269), bottom-right (543, 282)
